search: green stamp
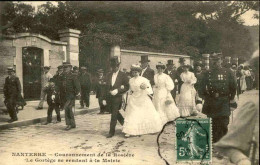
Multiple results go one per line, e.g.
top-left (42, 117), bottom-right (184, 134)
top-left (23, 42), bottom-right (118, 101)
top-left (176, 118), bottom-right (212, 163)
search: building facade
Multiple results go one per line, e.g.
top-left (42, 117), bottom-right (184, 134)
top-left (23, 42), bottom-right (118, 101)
top-left (0, 29), bottom-right (80, 106)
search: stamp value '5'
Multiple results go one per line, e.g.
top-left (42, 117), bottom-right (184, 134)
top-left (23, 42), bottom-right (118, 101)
top-left (176, 118), bottom-right (212, 163)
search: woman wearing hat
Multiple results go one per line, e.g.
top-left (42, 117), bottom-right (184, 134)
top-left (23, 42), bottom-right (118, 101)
top-left (153, 62), bottom-right (180, 125)
top-left (122, 64), bottom-right (163, 137)
top-left (178, 64), bottom-right (198, 117)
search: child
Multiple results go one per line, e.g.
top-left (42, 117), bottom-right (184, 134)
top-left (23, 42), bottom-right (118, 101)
top-left (43, 79), bottom-right (61, 124)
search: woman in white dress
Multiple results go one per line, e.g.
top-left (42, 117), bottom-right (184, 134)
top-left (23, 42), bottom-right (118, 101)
top-left (239, 65), bottom-right (247, 93)
top-left (178, 65), bottom-right (198, 117)
top-left (153, 62), bottom-right (180, 125)
top-left (122, 64), bottom-right (163, 137)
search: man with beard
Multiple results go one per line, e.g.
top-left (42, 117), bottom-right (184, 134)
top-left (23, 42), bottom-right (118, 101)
top-left (140, 55), bottom-right (155, 86)
top-left (60, 62), bottom-right (81, 130)
top-left (199, 55), bottom-right (237, 143)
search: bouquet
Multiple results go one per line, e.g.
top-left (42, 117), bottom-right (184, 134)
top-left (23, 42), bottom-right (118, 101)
top-left (140, 83), bottom-right (147, 90)
top-left (165, 97), bottom-right (173, 105)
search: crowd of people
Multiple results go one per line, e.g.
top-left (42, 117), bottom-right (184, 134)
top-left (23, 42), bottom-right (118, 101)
top-left (3, 54), bottom-right (257, 139)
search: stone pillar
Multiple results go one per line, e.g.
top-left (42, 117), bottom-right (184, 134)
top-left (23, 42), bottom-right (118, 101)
top-left (233, 57), bottom-right (239, 66)
top-left (58, 29), bottom-right (80, 66)
top-left (110, 45), bottom-right (121, 62)
top-left (202, 54), bottom-right (210, 70)
top-left (15, 47), bottom-right (23, 96)
top-left (43, 49), bottom-right (50, 66)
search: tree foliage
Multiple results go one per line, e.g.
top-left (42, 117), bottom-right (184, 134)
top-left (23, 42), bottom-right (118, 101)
top-left (1, 1), bottom-right (259, 72)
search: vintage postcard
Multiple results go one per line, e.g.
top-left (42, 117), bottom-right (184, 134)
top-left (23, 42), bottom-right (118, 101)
top-left (0, 1), bottom-right (259, 165)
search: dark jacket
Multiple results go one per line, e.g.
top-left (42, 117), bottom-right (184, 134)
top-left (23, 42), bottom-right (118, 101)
top-left (141, 67), bottom-right (155, 86)
top-left (105, 71), bottom-right (129, 99)
top-left (94, 75), bottom-right (107, 99)
top-left (4, 76), bottom-right (21, 99)
top-left (60, 71), bottom-right (81, 100)
top-left (79, 72), bottom-right (92, 92)
top-left (43, 82), bottom-right (60, 105)
top-left (199, 67), bottom-right (237, 117)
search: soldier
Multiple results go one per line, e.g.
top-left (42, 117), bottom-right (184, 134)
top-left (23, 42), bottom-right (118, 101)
top-left (140, 55), bottom-right (155, 86)
top-left (3, 67), bottom-right (21, 123)
top-left (95, 69), bottom-right (108, 114)
top-left (79, 66), bottom-right (92, 109)
top-left (199, 55), bottom-right (237, 143)
top-left (36, 66), bottom-right (53, 110)
top-left (60, 62), bottom-right (81, 130)
top-left (164, 60), bottom-right (178, 101)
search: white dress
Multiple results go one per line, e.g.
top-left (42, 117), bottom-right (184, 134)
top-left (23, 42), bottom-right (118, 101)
top-left (122, 76), bottom-right (163, 135)
top-left (178, 71), bottom-right (197, 117)
top-left (153, 73), bottom-right (180, 125)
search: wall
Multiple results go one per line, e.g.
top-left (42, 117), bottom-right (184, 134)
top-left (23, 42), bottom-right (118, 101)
top-left (0, 29), bottom-right (80, 106)
top-left (119, 49), bottom-right (190, 72)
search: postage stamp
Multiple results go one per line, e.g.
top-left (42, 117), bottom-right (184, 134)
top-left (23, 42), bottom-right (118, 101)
top-left (175, 118), bottom-right (212, 163)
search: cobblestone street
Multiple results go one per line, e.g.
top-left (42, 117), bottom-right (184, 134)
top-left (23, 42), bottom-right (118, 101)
top-left (0, 90), bottom-right (258, 165)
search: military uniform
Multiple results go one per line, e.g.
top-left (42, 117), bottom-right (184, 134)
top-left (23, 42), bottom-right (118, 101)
top-left (199, 65), bottom-right (236, 143)
top-left (60, 64), bottom-right (81, 129)
top-left (3, 68), bottom-right (21, 122)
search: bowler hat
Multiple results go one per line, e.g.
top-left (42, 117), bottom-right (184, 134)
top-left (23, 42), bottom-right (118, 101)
top-left (178, 57), bottom-right (186, 63)
top-left (166, 60), bottom-right (174, 66)
top-left (73, 66), bottom-right (79, 70)
top-left (63, 62), bottom-right (72, 67)
top-left (7, 67), bottom-right (15, 72)
top-left (97, 69), bottom-right (104, 73)
top-left (43, 66), bottom-right (51, 69)
top-left (57, 65), bottom-right (63, 69)
top-left (110, 56), bottom-right (120, 66)
top-left (81, 66), bottom-right (87, 70)
top-left (194, 61), bottom-right (203, 68)
top-left (156, 62), bottom-right (166, 69)
top-left (139, 55), bottom-right (150, 63)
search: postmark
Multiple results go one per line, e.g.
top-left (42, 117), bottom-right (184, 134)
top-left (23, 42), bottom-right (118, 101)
top-left (175, 118), bottom-right (212, 163)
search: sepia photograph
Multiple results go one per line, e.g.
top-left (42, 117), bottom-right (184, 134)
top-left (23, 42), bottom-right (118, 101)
top-left (0, 1), bottom-right (259, 165)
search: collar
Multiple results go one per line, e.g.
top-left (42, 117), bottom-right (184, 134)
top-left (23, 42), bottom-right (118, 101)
top-left (113, 69), bottom-right (120, 75)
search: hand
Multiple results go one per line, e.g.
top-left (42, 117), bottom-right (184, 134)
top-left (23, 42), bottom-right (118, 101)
top-left (102, 100), bottom-right (107, 106)
top-left (237, 158), bottom-right (251, 165)
top-left (76, 93), bottom-right (81, 98)
top-left (51, 95), bottom-right (55, 100)
top-left (110, 89), bottom-right (118, 96)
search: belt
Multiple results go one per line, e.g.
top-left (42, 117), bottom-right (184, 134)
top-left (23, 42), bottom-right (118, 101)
top-left (208, 92), bottom-right (228, 98)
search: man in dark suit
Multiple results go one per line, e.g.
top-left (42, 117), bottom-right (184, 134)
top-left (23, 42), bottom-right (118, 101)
top-left (60, 62), bottom-right (81, 130)
top-left (140, 55), bottom-right (155, 86)
top-left (79, 66), bottom-right (92, 109)
top-left (3, 67), bottom-right (21, 123)
top-left (164, 60), bottom-right (178, 101)
top-left (94, 69), bottom-right (108, 114)
top-left (104, 57), bottom-right (129, 138)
